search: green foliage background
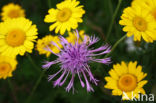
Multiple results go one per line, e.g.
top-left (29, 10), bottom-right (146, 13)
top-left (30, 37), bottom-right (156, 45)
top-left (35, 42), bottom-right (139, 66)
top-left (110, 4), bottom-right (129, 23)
top-left (0, 0), bottom-right (156, 103)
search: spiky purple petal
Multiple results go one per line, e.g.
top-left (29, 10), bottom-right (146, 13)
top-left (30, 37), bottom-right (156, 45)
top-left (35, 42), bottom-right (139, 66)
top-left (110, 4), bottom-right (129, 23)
top-left (43, 30), bottom-right (111, 92)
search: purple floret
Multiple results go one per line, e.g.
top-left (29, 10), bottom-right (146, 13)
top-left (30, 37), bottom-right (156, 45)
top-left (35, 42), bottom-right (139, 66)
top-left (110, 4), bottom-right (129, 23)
top-left (42, 30), bottom-right (111, 92)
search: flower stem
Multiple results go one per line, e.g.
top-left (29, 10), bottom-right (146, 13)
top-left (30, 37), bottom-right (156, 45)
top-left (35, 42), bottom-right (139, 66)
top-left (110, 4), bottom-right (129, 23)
top-left (25, 54), bottom-right (49, 103)
top-left (25, 54), bottom-right (43, 103)
top-left (27, 54), bottom-right (40, 72)
top-left (106, 0), bottom-right (123, 41)
top-left (108, 0), bottom-right (113, 16)
top-left (105, 35), bottom-right (127, 58)
top-left (25, 71), bottom-right (45, 103)
top-left (8, 79), bottom-right (18, 103)
top-left (48, 0), bottom-right (52, 9)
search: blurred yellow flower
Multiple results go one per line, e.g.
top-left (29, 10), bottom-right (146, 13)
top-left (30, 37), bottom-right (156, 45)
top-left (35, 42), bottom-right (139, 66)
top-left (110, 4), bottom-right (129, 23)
top-left (36, 35), bottom-right (62, 57)
top-left (104, 61), bottom-right (148, 100)
top-left (0, 18), bottom-right (38, 58)
top-left (119, 6), bottom-right (156, 43)
top-left (1, 3), bottom-right (25, 21)
top-left (0, 56), bottom-right (17, 79)
top-left (44, 0), bottom-right (85, 35)
top-left (66, 30), bottom-right (88, 44)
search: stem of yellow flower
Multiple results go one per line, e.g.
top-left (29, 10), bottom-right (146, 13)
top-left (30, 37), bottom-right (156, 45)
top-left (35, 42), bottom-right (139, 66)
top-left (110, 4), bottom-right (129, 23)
top-left (105, 35), bottom-right (127, 58)
top-left (48, 0), bottom-right (52, 8)
top-left (25, 54), bottom-right (49, 103)
top-left (108, 0), bottom-right (113, 16)
top-left (27, 54), bottom-right (40, 72)
top-left (106, 0), bottom-right (123, 41)
top-left (25, 70), bottom-right (45, 103)
top-left (8, 79), bottom-right (18, 103)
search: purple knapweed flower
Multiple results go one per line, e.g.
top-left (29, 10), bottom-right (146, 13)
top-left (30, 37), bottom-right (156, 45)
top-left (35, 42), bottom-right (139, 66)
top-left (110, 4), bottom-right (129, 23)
top-left (42, 30), bottom-right (111, 92)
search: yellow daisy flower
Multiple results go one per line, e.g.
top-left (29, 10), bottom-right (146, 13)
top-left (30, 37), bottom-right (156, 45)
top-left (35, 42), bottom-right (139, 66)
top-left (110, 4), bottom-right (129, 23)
top-left (0, 17), bottom-right (38, 58)
top-left (44, 0), bottom-right (85, 35)
top-left (133, 0), bottom-right (156, 21)
top-left (66, 30), bottom-right (88, 44)
top-left (131, 0), bottom-right (146, 6)
top-left (119, 6), bottom-right (156, 43)
top-left (104, 61), bottom-right (148, 100)
top-left (1, 3), bottom-right (25, 21)
top-left (36, 35), bottom-right (62, 57)
top-left (0, 56), bottom-right (17, 79)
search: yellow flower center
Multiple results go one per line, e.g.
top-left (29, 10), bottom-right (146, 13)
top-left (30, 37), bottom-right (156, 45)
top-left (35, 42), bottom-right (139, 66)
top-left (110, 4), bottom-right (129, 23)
top-left (8, 9), bottom-right (20, 18)
top-left (118, 74), bottom-right (137, 92)
top-left (57, 8), bottom-right (72, 22)
top-left (0, 62), bottom-right (11, 74)
top-left (6, 29), bottom-right (26, 47)
top-left (133, 16), bottom-right (147, 32)
top-left (46, 42), bottom-right (55, 50)
top-left (48, 43), bottom-right (53, 48)
top-left (41, 42), bottom-right (53, 51)
top-left (151, 8), bottom-right (156, 20)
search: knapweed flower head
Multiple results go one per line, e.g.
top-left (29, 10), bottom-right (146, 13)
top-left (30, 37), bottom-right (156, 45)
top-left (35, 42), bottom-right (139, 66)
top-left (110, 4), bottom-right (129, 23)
top-left (0, 17), bottom-right (38, 58)
top-left (44, 0), bottom-right (85, 35)
top-left (119, 5), bottom-right (156, 43)
top-left (36, 35), bottom-right (62, 57)
top-left (43, 30), bottom-right (111, 92)
top-left (66, 30), bottom-right (89, 44)
top-left (1, 3), bottom-right (25, 21)
top-left (0, 55), bottom-right (17, 79)
top-left (104, 61), bottom-right (148, 100)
